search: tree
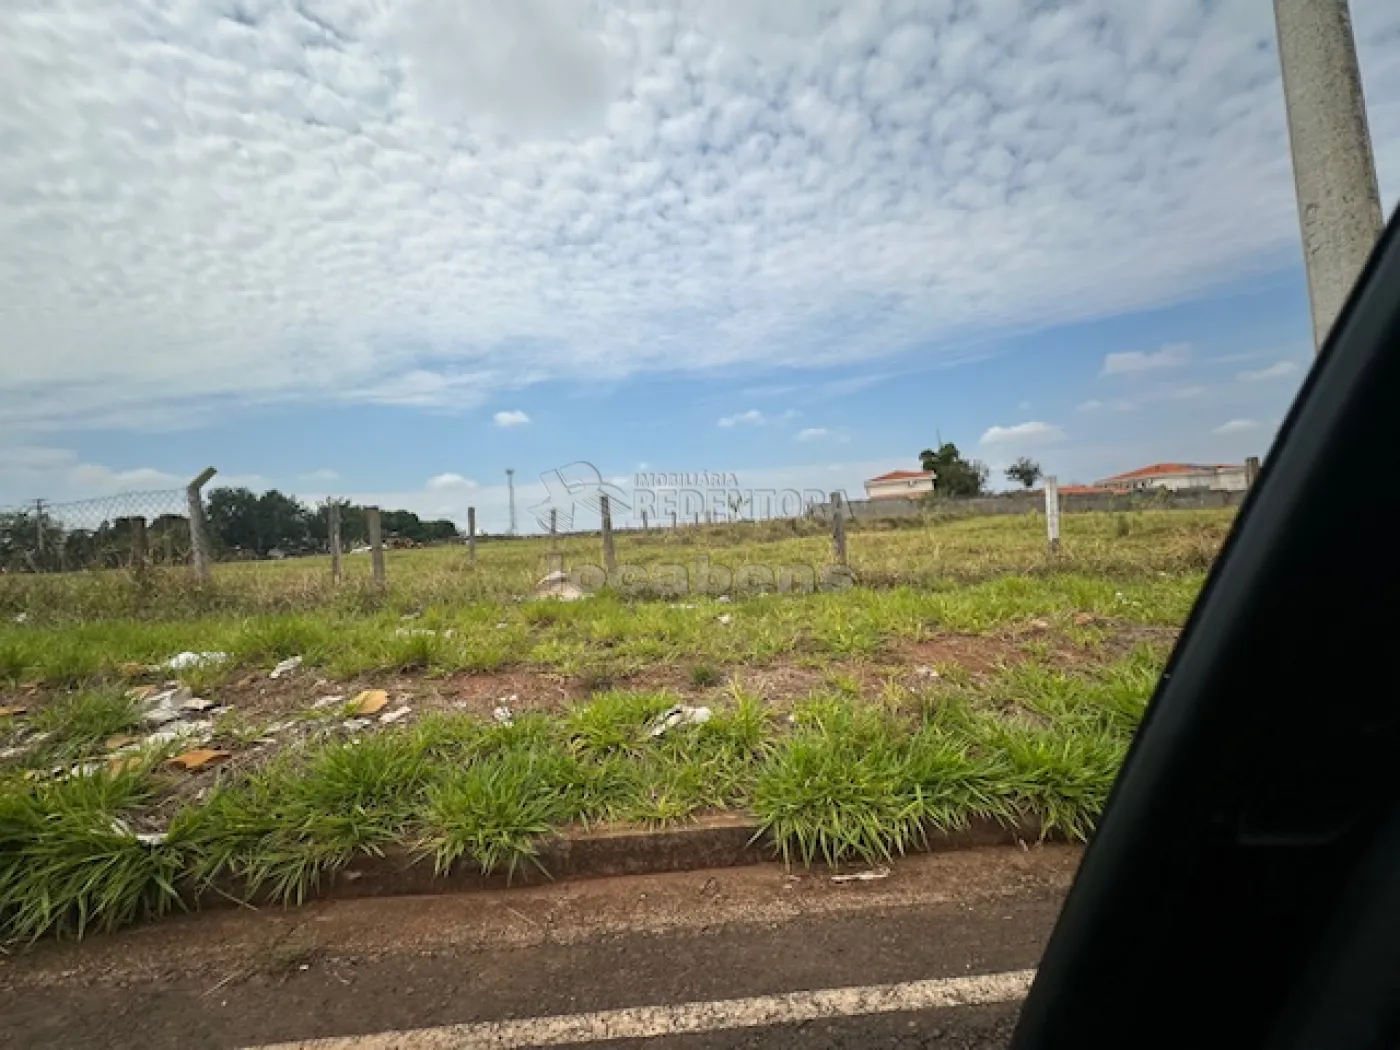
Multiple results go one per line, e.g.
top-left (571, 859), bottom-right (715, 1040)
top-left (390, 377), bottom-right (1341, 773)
top-left (205, 487), bottom-right (261, 554)
top-left (257, 490), bottom-right (311, 553)
top-left (918, 443), bottom-right (990, 497)
top-left (1005, 457), bottom-right (1043, 490)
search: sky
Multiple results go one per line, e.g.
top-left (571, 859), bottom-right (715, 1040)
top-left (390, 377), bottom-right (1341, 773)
top-left (2, 0), bottom-right (1399, 532)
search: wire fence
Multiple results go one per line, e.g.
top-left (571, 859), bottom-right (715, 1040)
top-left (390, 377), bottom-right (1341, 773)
top-left (0, 490), bottom-right (191, 573)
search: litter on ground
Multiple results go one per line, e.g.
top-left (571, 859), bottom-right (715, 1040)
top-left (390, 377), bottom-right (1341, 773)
top-left (350, 689), bottom-right (389, 715)
top-left (533, 570), bottom-right (588, 601)
top-left (650, 704), bottom-right (713, 737)
top-left (378, 706), bottom-right (412, 725)
top-left (164, 651), bottom-right (229, 672)
top-left (269, 656), bottom-right (303, 679)
top-left (830, 867), bottom-right (892, 884)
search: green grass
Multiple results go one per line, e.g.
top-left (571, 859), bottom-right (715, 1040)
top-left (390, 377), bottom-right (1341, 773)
top-left (25, 689), bottom-right (143, 765)
top-left (0, 651), bottom-right (1164, 940)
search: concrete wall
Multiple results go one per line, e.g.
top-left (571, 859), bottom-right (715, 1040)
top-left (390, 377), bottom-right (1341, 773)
top-left (812, 488), bottom-right (1245, 524)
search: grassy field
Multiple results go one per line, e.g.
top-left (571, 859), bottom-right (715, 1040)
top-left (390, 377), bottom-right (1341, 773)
top-left (0, 509), bottom-right (1234, 941)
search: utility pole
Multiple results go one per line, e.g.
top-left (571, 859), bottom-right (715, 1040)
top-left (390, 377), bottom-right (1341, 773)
top-left (505, 469), bottom-right (517, 537)
top-left (1274, 0), bottom-right (1384, 350)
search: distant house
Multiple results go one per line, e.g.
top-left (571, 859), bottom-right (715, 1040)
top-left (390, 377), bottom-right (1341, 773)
top-left (864, 469), bottom-right (936, 500)
top-left (1094, 462), bottom-right (1249, 493)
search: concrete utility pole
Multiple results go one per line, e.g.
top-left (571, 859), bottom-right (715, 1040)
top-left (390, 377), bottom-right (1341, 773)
top-left (505, 469), bottom-right (517, 537)
top-left (1274, 0), bottom-right (1384, 351)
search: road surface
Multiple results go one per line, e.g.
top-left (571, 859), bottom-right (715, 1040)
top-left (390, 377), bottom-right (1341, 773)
top-left (0, 845), bottom-right (1079, 1050)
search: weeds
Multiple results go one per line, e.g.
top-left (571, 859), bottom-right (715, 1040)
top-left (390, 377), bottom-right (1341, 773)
top-left (28, 690), bottom-right (142, 765)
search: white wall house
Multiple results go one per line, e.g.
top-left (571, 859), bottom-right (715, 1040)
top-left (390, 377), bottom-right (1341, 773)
top-left (864, 469), bottom-right (936, 500)
top-left (1094, 463), bottom-right (1249, 492)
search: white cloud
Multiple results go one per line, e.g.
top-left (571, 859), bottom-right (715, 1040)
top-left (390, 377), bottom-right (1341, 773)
top-left (1238, 361), bottom-right (1301, 382)
top-left (1213, 419), bottom-right (1260, 435)
top-left (1076, 399), bottom-right (1104, 413)
top-left (1101, 343), bottom-right (1192, 376)
top-left (300, 469), bottom-right (340, 483)
top-left (2, 3), bottom-right (1396, 433)
top-left (493, 409), bottom-right (531, 427)
top-left (426, 472), bottom-right (478, 490)
top-left (718, 409), bottom-right (764, 428)
top-left (66, 464), bottom-right (184, 492)
top-left (980, 421), bottom-right (1066, 446)
top-left (796, 427), bottom-right (829, 442)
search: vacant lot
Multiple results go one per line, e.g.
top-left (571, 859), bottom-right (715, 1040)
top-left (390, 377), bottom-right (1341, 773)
top-left (0, 509), bottom-right (1231, 941)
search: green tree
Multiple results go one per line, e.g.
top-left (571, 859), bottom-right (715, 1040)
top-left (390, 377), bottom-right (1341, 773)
top-left (918, 443), bottom-right (990, 497)
top-left (256, 490), bottom-right (311, 553)
top-left (205, 487), bottom-right (260, 554)
top-left (1005, 457), bottom-right (1043, 490)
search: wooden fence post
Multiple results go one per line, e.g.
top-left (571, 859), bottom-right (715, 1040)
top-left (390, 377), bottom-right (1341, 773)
top-left (600, 494), bottom-right (617, 574)
top-left (328, 503), bottom-right (343, 583)
top-left (130, 516), bottom-right (148, 577)
top-left (186, 467), bottom-right (217, 583)
top-left (1044, 476), bottom-right (1061, 553)
top-left (467, 507), bottom-right (477, 562)
top-left (366, 506), bottom-right (386, 585)
top-left (830, 491), bottom-right (847, 566)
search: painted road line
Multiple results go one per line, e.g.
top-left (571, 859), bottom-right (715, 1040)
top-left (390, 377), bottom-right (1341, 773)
top-left (244, 968), bottom-right (1036, 1050)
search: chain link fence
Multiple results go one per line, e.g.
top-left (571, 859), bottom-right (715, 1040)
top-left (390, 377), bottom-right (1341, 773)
top-left (0, 490), bottom-right (191, 573)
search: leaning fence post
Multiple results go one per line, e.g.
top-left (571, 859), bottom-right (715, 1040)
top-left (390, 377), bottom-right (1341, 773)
top-left (467, 507), bottom-right (476, 562)
top-left (600, 494), bottom-right (617, 574)
top-left (830, 491), bottom-right (848, 566)
top-left (366, 506), bottom-right (386, 585)
top-left (186, 467), bottom-right (217, 583)
top-left (328, 503), bottom-right (343, 584)
top-left (1044, 476), bottom-right (1061, 553)
top-left (130, 516), bottom-right (148, 577)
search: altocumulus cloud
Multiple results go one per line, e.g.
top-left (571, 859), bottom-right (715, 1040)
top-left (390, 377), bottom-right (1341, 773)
top-left (493, 410), bottom-right (531, 427)
top-left (1100, 343), bottom-right (1192, 377)
top-left (718, 410), bottom-right (764, 428)
top-left (1, 2), bottom-right (1398, 432)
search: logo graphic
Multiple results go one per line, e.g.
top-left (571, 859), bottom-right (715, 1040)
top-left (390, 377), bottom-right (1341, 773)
top-left (529, 461), bottom-right (630, 532)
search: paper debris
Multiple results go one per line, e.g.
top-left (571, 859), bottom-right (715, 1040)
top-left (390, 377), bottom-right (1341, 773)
top-left (141, 686), bottom-right (194, 725)
top-left (830, 867), bottom-right (892, 884)
top-left (533, 570), bottom-right (588, 601)
top-left (165, 651), bottom-right (229, 672)
top-left (311, 695), bottom-right (345, 709)
top-left (650, 704), bottom-right (713, 737)
top-left (913, 665), bottom-right (940, 679)
top-left (182, 696), bottom-right (215, 713)
top-left (492, 705), bottom-right (514, 725)
top-left (379, 705), bottom-right (412, 725)
top-left (341, 718), bottom-right (371, 732)
top-left (270, 656), bottom-right (303, 679)
top-left (167, 748), bottom-right (231, 771)
top-left (717, 614), bottom-right (733, 626)
top-left (12, 612), bottom-right (27, 624)
top-left (350, 689), bottom-right (389, 715)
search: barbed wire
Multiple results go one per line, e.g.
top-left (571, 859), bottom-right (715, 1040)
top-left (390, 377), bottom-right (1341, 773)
top-left (0, 489), bottom-right (190, 573)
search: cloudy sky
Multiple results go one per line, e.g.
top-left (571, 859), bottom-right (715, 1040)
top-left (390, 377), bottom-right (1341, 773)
top-left (2, 0), bottom-right (1398, 530)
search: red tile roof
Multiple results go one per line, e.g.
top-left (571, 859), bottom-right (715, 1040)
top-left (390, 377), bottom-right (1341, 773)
top-left (868, 470), bottom-right (936, 482)
top-left (1100, 462), bottom-right (1239, 482)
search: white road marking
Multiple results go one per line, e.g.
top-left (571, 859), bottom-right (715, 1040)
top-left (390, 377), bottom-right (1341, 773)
top-left (244, 968), bottom-right (1035, 1049)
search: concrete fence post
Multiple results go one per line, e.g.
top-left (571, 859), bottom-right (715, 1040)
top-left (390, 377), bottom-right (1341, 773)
top-left (186, 467), bottom-right (217, 583)
top-left (1044, 476), bottom-right (1061, 553)
top-left (366, 506), bottom-right (386, 586)
top-left (600, 494), bottom-right (617, 574)
top-left (328, 503), bottom-right (343, 584)
top-left (830, 491), bottom-right (847, 566)
top-left (1245, 456), bottom-right (1262, 487)
top-left (671, 511), bottom-right (678, 529)
top-left (641, 510), bottom-right (649, 533)
top-left (467, 507), bottom-right (477, 562)
top-left (550, 508), bottom-right (558, 552)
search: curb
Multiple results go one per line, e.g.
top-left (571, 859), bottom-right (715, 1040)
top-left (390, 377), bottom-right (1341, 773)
top-left (194, 814), bottom-right (1050, 909)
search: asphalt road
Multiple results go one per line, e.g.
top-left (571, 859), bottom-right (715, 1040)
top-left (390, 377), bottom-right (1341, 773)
top-left (0, 845), bottom-right (1080, 1050)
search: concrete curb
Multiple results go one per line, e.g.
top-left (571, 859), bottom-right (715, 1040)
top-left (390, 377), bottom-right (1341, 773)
top-left (193, 814), bottom-right (1050, 909)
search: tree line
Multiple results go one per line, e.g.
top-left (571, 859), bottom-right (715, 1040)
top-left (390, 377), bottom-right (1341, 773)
top-left (204, 488), bottom-right (458, 557)
top-left (0, 490), bottom-right (460, 570)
